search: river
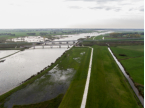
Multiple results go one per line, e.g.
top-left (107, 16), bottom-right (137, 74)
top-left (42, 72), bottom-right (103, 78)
top-left (0, 31), bottom-right (112, 95)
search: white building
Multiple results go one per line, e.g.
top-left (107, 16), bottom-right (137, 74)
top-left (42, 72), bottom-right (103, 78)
top-left (7, 36), bottom-right (48, 42)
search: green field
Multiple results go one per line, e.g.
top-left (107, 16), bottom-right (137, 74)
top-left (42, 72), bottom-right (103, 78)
top-left (111, 45), bottom-right (144, 97)
top-left (86, 46), bottom-right (141, 108)
top-left (110, 45), bottom-right (144, 85)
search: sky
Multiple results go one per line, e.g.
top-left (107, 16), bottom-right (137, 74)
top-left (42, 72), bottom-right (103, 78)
top-left (0, 0), bottom-right (144, 29)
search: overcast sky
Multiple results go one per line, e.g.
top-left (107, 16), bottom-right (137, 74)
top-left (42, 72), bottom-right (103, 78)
top-left (0, 0), bottom-right (144, 29)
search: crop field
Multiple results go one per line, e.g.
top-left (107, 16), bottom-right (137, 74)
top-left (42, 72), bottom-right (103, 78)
top-left (86, 46), bottom-right (141, 108)
top-left (0, 47), bottom-right (91, 108)
top-left (110, 45), bottom-right (144, 96)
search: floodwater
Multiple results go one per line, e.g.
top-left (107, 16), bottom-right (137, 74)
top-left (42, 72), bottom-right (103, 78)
top-left (0, 31), bottom-right (111, 95)
top-left (0, 48), bottom-right (67, 95)
top-left (54, 31), bottom-right (112, 41)
top-left (0, 50), bottom-right (19, 59)
top-left (4, 66), bottom-right (76, 108)
top-left (108, 47), bottom-right (144, 107)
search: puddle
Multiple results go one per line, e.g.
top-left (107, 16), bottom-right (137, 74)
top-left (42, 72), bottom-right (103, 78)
top-left (73, 57), bottom-right (81, 63)
top-left (4, 65), bottom-right (76, 108)
top-left (80, 52), bottom-right (85, 55)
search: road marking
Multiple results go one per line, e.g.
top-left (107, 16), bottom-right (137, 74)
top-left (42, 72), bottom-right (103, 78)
top-left (80, 47), bottom-right (93, 108)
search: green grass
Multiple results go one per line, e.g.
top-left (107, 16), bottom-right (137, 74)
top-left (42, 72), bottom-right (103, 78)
top-left (110, 45), bottom-right (144, 85)
top-left (86, 46), bottom-right (141, 108)
top-left (59, 47), bottom-right (91, 108)
top-left (121, 57), bottom-right (144, 85)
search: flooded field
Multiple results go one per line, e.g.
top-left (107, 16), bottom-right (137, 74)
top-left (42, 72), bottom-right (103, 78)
top-left (0, 48), bottom-right (67, 95)
top-left (4, 65), bottom-right (76, 108)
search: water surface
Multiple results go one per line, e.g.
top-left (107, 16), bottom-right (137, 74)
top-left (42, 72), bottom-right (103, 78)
top-left (0, 50), bottom-right (19, 59)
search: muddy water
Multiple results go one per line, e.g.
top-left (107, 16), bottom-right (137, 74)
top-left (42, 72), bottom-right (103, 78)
top-left (108, 47), bottom-right (144, 107)
top-left (4, 66), bottom-right (76, 108)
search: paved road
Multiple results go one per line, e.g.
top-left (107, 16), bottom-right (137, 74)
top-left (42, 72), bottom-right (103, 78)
top-left (80, 47), bottom-right (93, 108)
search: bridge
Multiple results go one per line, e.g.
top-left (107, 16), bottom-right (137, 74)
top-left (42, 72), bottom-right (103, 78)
top-left (31, 40), bottom-right (81, 49)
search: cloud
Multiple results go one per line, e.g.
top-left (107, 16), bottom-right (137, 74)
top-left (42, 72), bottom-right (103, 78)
top-left (89, 7), bottom-right (103, 9)
top-left (66, 0), bottom-right (118, 2)
top-left (66, 0), bottom-right (142, 1)
top-left (89, 6), bottom-right (121, 12)
top-left (129, 6), bottom-right (144, 12)
top-left (69, 6), bottom-right (82, 9)
top-left (105, 7), bottom-right (112, 10)
top-left (140, 8), bottom-right (144, 11)
top-left (139, 6), bottom-right (144, 12)
top-left (115, 8), bottom-right (121, 12)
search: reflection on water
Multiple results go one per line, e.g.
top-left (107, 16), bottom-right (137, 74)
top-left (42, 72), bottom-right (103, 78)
top-left (108, 47), bottom-right (144, 106)
top-left (0, 48), bottom-right (67, 95)
top-left (4, 66), bottom-right (75, 108)
top-left (0, 50), bottom-right (19, 59)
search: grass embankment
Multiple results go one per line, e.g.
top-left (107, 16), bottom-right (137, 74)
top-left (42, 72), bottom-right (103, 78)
top-left (86, 46), bottom-right (142, 108)
top-left (59, 48), bottom-right (91, 108)
top-left (110, 45), bottom-right (144, 96)
top-left (0, 47), bottom-right (91, 108)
